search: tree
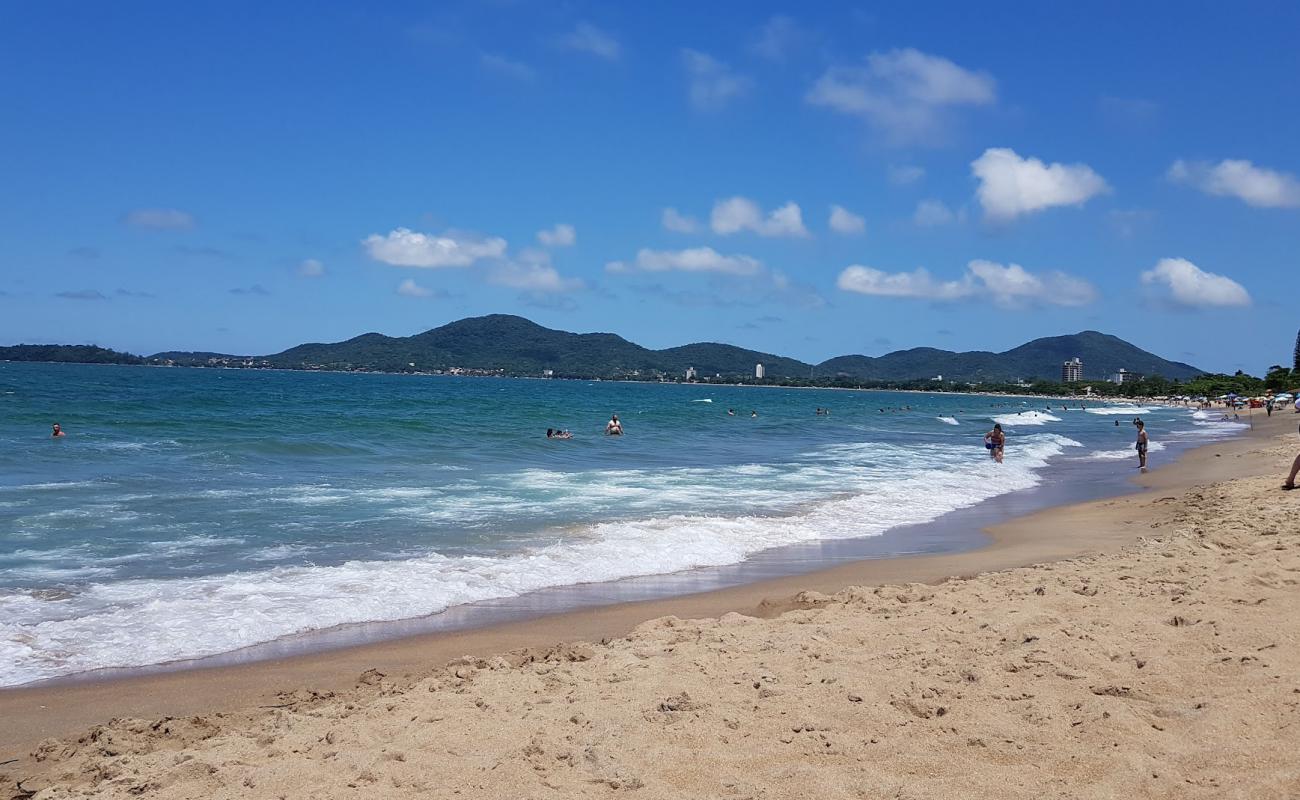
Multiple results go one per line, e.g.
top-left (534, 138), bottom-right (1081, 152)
top-left (1294, 328), bottom-right (1300, 372)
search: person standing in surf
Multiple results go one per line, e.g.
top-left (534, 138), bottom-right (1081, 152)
top-left (984, 423), bottom-right (1005, 464)
top-left (1134, 418), bottom-right (1149, 471)
top-left (605, 414), bottom-right (623, 436)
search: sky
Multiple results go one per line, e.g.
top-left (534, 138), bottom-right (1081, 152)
top-left (2, 2), bottom-right (1298, 374)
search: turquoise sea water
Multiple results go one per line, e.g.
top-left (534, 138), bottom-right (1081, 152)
top-left (0, 362), bottom-right (1245, 686)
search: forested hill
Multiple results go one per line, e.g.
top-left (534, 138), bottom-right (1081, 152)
top-left (4, 316), bottom-right (1203, 382)
top-left (816, 331), bottom-right (1201, 382)
top-left (264, 315), bottom-right (810, 378)
top-left (0, 344), bottom-right (143, 365)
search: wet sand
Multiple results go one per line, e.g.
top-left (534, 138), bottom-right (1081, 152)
top-left (3, 411), bottom-right (1297, 797)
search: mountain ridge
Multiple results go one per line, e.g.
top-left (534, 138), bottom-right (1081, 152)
top-left (2, 315), bottom-right (1203, 382)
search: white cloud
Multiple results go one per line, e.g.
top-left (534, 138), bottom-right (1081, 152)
top-left (888, 164), bottom-right (925, 185)
top-left (297, 258), bottom-right (325, 278)
top-left (837, 259), bottom-right (1096, 308)
top-left (749, 15), bottom-right (809, 61)
top-left (966, 259), bottom-right (1097, 307)
top-left (396, 279), bottom-right (433, 298)
top-left (913, 199), bottom-right (956, 227)
top-left (710, 197), bottom-right (809, 237)
top-left (661, 207), bottom-right (701, 234)
top-left (682, 49), bottom-right (750, 111)
top-left (606, 247), bottom-right (762, 276)
top-left (557, 22), bottom-right (620, 60)
top-left (837, 266), bottom-right (971, 300)
top-left (971, 148), bottom-right (1109, 221)
top-left (123, 208), bottom-right (195, 230)
top-left (828, 205), bottom-right (866, 235)
top-left (363, 228), bottom-right (507, 268)
top-left (806, 48), bottom-right (995, 141)
top-left (1140, 257), bottom-right (1251, 308)
top-left (490, 249), bottom-right (583, 292)
top-left (536, 223), bottom-right (576, 247)
top-left (1167, 159), bottom-right (1300, 208)
top-left (480, 53), bottom-right (536, 81)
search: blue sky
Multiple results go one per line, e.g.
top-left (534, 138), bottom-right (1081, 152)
top-left (2, 2), bottom-right (1297, 374)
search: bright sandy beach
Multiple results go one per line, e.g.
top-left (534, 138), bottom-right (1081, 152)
top-left (2, 412), bottom-right (1297, 799)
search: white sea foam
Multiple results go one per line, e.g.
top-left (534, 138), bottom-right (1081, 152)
top-left (937, 416), bottom-right (959, 425)
top-left (1084, 405), bottom-right (1154, 416)
top-left (1084, 441), bottom-right (1167, 460)
top-left (691, 399), bottom-right (713, 403)
top-left (0, 433), bottom-right (1083, 686)
top-left (991, 410), bottom-right (1061, 427)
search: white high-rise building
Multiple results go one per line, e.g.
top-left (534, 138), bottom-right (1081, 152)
top-left (755, 363), bottom-right (765, 379)
top-left (685, 366), bottom-right (697, 381)
top-left (1061, 357), bottom-right (1083, 383)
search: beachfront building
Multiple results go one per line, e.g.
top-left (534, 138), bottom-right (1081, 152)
top-left (685, 366), bottom-right (697, 381)
top-left (1110, 368), bottom-right (1142, 385)
top-left (1061, 357), bottom-right (1083, 383)
top-left (755, 363), bottom-right (765, 379)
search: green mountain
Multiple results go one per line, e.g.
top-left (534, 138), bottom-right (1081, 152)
top-left (816, 331), bottom-right (1201, 382)
top-left (262, 315), bottom-right (809, 378)
top-left (7, 316), bottom-right (1203, 383)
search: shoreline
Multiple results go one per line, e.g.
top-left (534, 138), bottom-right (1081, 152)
top-left (1, 412), bottom-right (1290, 762)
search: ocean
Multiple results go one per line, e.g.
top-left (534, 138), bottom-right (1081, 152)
top-left (0, 361), bottom-right (1248, 687)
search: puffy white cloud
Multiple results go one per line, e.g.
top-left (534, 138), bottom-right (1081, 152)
top-left (837, 266), bottom-right (971, 300)
top-left (837, 259), bottom-right (1096, 308)
top-left (966, 259), bottom-right (1097, 307)
top-left (888, 164), bottom-right (925, 185)
top-left (710, 196), bottom-right (809, 237)
top-left (363, 228), bottom-right (507, 268)
top-left (123, 208), bottom-right (195, 230)
top-left (480, 53), bottom-right (536, 81)
top-left (1167, 159), bottom-right (1300, 208)
top-left (396, 278), bottom-right (433, 297)
top-left (971, 148), bottom-right (1109, 221)
top-left (606, 247), bottom-right (762, 276)
top-left (913, 199), bottom-right (956, 227)
top-left (536, 223), bottom-right (576, 247)
top-left (490, 249), bottom-right (583, 292)
top-left (557, 22), bottom-right (620, 60)
top-left (682, 49), bottom-right (750, 111)
top-left (749, 15), bottom-right (809, 61)
top-left (297, 258), bottom-right (325, 278)
top-left (1140, 257), bottom-right (1251, 308)
top-left (828, 205), bottom-right (866, 235)
top-left (806, 48), bottom-right (995, 140)
top-left (661, 207), bottom-right (700, 233)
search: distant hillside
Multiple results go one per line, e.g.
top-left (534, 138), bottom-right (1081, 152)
top-left (0, 344), bottom-right (142, 365)
top-left (265, 315), bottom-right (808, 378)
top-left (816, 331), bottom-right (1201, 382)
top-left (7, 317), bottom-right (1204, 383)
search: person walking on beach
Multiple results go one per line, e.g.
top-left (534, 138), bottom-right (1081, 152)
top-left (1284, 424), bottom-right (1300, 491)
top-left (984, 423), bottom-right (1005, 463)
top-left (1134, 418), bottom-right (1149, 472)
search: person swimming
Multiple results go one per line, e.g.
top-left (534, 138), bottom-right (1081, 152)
top-left (727, 409), bottom-right (735, 416)
top-left (605, 414), bottom-right (623, 436)
top-left (751, 410), bottom-right (758, 418)
top-left (52, 423), bottom-right (65, 438)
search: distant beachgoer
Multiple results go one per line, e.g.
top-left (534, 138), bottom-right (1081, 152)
top-left (1114, 419), bottom-right (1120, 427)
top-left (751, 410), bottom-right (758, 418)
top-left (554, 429), bottom-right (572, 440)
top-left (52, 423), bottom-right (65, 438)
top-left (1134, 419), bottom-right (1148, 471)
top-left (547, 428), bottom-right (554, 438)
top-left (1266, 399), bottom-right (1274, 417)
top-left (985, 424), bottom-right (1005, 464)
top-left (727, 409), bottom-right (735, 416)
top-left (605, 414), bottom-right (623, 436)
